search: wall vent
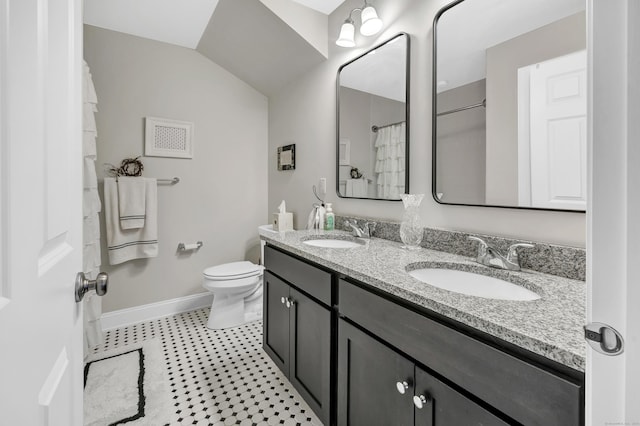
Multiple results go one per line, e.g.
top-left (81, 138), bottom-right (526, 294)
top-left (145, 117), bottom-right (194, 158)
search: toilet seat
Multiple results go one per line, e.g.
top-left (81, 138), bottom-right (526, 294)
top-left (203, 261), bottom-right (264, 281)
top-left (203, 274), bottom-right (261, 293)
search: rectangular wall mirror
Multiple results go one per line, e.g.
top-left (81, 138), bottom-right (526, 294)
top-left (433, 0), bottom-right (586, 211)
top-left (337, 33), bottom-right (410, 201)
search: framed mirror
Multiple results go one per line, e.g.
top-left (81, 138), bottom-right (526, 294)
top-left (433, 0), bottom-right (586, 212)
top-left (337, 33), bottom-right (410, 200)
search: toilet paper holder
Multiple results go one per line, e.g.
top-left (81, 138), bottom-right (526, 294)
top-left (178, 241), bottom-right (203, 252)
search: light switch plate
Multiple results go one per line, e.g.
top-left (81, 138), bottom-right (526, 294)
top-left (319, 178), bottom-right (327, 194)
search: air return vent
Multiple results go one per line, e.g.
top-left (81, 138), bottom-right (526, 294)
top-left (145, 116), bottom-right (193, 158)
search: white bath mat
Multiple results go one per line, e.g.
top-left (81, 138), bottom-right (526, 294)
top-left (84, 339), bottom-right (169, 425)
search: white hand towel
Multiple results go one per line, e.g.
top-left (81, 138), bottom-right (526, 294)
top-left (117, 177), bottom-right (146, 230)
top-left (104, 178), bottom-right (158, 265)
top-left (345, 179), bottom-right (354, 197)
top-left (346, 178), bottom-right (368, 197)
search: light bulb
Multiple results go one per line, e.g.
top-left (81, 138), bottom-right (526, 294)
top-left (336, 21), bottom-right (356, 47)
top-left (360, 6), bottom-right (383, 36)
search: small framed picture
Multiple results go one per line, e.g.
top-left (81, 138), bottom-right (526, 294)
top-left (278, 144), bottom-right (295, 171)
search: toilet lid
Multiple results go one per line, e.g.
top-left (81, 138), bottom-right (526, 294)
top-left (204, 261), bottom-right (264, 280)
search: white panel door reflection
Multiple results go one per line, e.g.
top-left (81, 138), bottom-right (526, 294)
top-left (518, 50), bottom-right (587, 210)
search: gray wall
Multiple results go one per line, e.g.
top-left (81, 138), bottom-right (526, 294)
top-left (338, 87), bottom-right (371, 195)
top-left (268, 0), bottom-right (586, 247)
top-left (84, 26), bottom-right (268, 313)
top-left (436, 79), bottom-right (486, 205)
top-left (339, 87), bottom-right (405, 197)
top-left (485, 12), bottom-right (586, 205)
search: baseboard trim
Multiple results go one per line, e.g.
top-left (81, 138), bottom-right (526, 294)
top-left (101, 292), bottom-right (213, 331)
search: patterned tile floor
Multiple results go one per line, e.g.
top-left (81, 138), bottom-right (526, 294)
top-left (92, 308), bottom-right (322, 426)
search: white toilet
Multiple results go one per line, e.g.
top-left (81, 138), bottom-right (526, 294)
top-left (202, 261), bottom-right (264, 329)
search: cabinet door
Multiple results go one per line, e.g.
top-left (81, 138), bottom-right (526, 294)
top-left (414, 367), bottom-right (511, 426)
top-left (338, 319), bottom-right (414, 426)
top-left (263, 271), bottom-right (290, 372)
top-left (289, 288), bottom-right (331, 425)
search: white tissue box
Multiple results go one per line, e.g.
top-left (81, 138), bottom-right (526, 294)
top-left (272, 213), bottom-right (293, 231)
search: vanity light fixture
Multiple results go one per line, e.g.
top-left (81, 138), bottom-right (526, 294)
top-left (336, 1), bottom-right (384, 47)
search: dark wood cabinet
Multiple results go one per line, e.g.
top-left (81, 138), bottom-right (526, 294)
top-left (338, 319), bottom-right (510, 426)
top-left (262, 243), bottom-right (584, 426)
top-left (263, 247), bottom-right (332, 425)
top-left (263, 271), bottom-right (290, 372)
top-left (338, 279), bottom-right (583, 425)
top-left (337, 319), bottom-right (414, 426)
top-left (288, 286), bottom-right (331, 415)
top-left (413, 366), bottom-right (510, 426)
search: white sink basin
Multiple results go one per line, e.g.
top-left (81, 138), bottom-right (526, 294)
top-left (408, 268), bottom-right (540, 301)
top-left (303, 238), bottom-right (363, 248)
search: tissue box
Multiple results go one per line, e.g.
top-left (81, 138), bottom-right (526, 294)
top-left (272, 213), bottom-right (293, 231)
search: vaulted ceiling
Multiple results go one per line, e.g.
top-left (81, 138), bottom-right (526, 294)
top-left (84, 0), bottom-right (347, 96)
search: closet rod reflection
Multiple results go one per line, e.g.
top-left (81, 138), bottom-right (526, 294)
top-left (371, 120), bottom-right (406, 133)
top-left (437, 99), bottom-right (486, 117)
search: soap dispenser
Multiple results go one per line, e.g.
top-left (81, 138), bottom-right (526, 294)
top-left (324, 203), bottom-right (335, 231)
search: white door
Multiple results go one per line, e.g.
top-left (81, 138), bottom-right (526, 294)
top-left (529, 50), bottom-right (587, 210)
top-left (588, 0), bottom-right (640, 424)
top-left (0, 0), bottom-right (85, 424)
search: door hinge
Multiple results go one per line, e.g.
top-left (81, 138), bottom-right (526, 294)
top-left (584, 322), bottom-right (624, 356)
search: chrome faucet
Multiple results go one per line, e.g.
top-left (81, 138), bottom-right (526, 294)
top-left (344, 219), bottom-right (376, 239)
top-left (468, 236), bottom-right (534, 271)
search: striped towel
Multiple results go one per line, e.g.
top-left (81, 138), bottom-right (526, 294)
top-left (117, 176), bottom-right (146, 230)
top-left (104, 178), bottom-right (158, 265)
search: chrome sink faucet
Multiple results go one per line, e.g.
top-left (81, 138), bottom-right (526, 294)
top-left (468, 236), bottom-right (534, 271)
top-left (344, 219), bottom-right (376, 239)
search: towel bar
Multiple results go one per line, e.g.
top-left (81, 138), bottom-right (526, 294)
top-left (101, 175), bottom-right (180, 185)
top-left (158, 177), bottom-right (180, 184)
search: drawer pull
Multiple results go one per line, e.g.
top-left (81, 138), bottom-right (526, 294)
top-left (413, 394), bottom-right (432, 409)
top-left (396, 380), bottom-right (411, 394)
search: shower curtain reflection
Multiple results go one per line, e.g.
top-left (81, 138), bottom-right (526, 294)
top-left (374, 122), bottom-right (406, 199)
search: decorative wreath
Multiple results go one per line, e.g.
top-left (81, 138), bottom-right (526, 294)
top-left (108, 157), bottom-right (144, 177)
top-left (350, 167), bottom-right (363, 179)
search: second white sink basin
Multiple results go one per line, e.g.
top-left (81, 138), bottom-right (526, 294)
top-left (303, 238), bottom-right (363, 248)
top-left (408, 267), bottom-right (540, 301)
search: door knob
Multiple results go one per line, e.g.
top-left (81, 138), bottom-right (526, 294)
top-left (75, 272), bottom-right (108, 302)
top-left (585, 322), bottom-right (625, 355)
top-left (281, 296), bottom-right (286, 305)
top-left (413, 393), bottom-right (432, 409)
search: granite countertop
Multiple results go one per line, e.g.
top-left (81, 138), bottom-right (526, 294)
top-left (259, 228), bottom-right (586, 372)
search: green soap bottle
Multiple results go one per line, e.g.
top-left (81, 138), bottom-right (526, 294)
top-left (324, 203), bottom-right (335, 231)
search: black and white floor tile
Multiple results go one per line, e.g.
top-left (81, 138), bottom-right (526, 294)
top-left (92, 309), bottom-right (322, 426)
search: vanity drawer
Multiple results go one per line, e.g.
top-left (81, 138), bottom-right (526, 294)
top-left (338, 279), bottom-right (583, 426)
top-left (264, 245), bottom-right (332, 305)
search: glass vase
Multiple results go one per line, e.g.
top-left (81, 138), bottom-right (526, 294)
top-left (399, 194), bottom-right (424, 250)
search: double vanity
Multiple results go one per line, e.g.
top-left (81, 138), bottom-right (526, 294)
top-left (306, 0), bottom-right (588, 422)
top-left (260, 227), bottom-right (585, 425)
